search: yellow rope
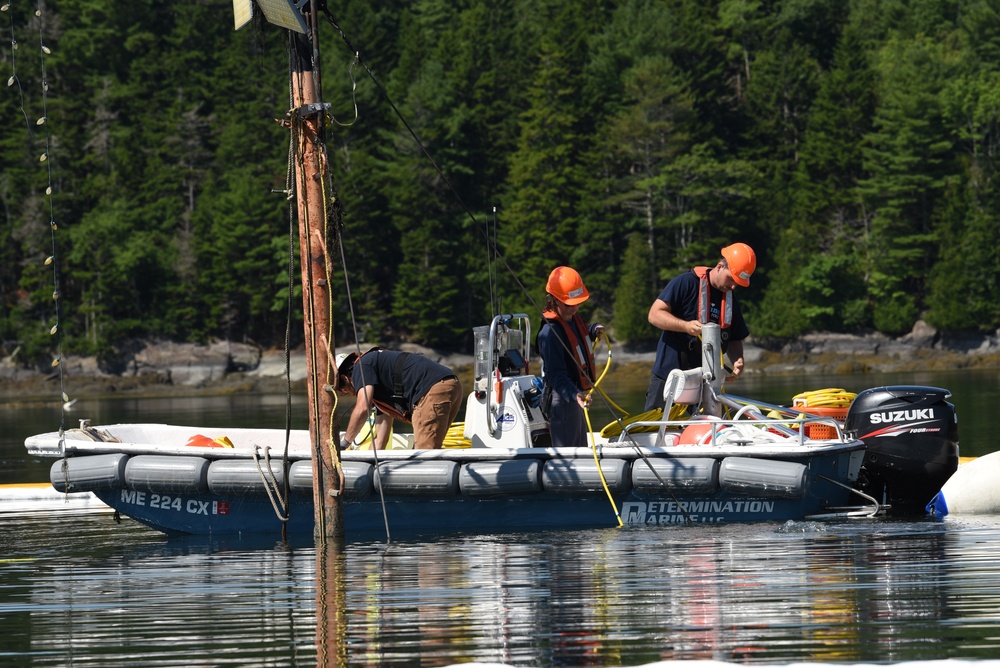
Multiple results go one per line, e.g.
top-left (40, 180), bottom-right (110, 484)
top-left (443, 422), bottom-right (471, 448)
top-left (792, 388), bottom-right (857, 408)
top-left (598, 404), bottom-right (689, 437)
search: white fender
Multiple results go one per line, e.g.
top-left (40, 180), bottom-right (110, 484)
top-left (926, 450), bottom-right (1000, 516)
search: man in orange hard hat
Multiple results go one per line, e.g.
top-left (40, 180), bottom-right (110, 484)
top-left (537, 266), bottom-right (605, 447)
top-left (644, 243), bottom-right (756, 412)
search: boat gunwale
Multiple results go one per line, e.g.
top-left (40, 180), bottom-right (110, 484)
top-left (27, 434), bottom-right (865, 462)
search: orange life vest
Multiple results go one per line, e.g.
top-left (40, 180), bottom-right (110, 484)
top-left (541, 311), bottom-right (596, 390)
top-left (693, 266), bottom-right (732, 328)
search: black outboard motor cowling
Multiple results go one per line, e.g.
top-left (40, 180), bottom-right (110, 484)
top-left (844, 386), bottom-right (959, 515)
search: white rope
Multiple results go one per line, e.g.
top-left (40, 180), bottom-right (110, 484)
top-left (253, 446), bottom-right (290, 522)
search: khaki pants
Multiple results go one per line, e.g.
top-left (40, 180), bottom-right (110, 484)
top-left (411, 377), bottom-right (463, 449)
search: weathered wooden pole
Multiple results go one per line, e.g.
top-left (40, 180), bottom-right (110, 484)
top-left (230, 5), bottom-right (346, 664)
top-left (289, 26), bottom-right (343, 542)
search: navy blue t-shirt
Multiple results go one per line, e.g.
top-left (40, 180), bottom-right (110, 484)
top-left (650, 270), bottom-right (749, 379)
top-left (351, 349), bottom-right (455, 418)
top-left (537, 317), bottom-right (597, 404)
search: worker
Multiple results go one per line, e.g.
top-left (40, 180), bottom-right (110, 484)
top-left (644, 243), bottom-right (755, 412)
top-left (537, 266), bottom-right (605, 447)
top-left (335, 349), bottom-right (463, 450)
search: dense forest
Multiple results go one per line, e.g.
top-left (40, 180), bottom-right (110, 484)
top-left (3, 0), bottom-right (1000, 366)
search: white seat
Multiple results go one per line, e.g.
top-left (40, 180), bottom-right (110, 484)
top-left (662, 367), bottom-right (705, 410)
top-left (634, 367), bottom-right (707, 448)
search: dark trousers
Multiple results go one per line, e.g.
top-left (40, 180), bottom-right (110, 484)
top-left (644, 374), bottom-right (667, 412)
top-left (548, 391), bottom-right (587, 448)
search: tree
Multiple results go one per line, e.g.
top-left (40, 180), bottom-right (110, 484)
top-left (860, 33), bottom-right (953, 335)
top-left (612, 233), bottom-right (657, 345)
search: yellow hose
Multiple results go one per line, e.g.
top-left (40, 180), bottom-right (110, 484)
top-left (599, 404), bottom-right (689, 437)
top-left (584, 334), bottom-right (623, 527)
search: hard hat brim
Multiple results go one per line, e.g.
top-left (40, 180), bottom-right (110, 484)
top-left (561, 293), bottom-right (589, 306)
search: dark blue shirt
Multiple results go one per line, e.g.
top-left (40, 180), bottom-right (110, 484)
top-left (651, 270), bottom-right (749, 378)
top-left (537, 318), bottom-right (599, 404)
top-left (351, 350), bottom-right (455, 418)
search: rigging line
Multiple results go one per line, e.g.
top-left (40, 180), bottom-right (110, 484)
top-left (281, 88), bottom-right (298, 538)
top-left (2, 0), bottom-right (31, 134)
top-left (333, 229), bottom-right (392, 542)
top-left (491, 206), bottom-right (501, 317)
top-left (252, 446), bottom-right (290, 522)
top-left (487, 207), bottom-right (496, 318)
top-left (328, 51), bottom-right (359, 128)
top-left (31, 0), bottom-right (68, 437)
top-left (315, 130), bottom-right (361, 533)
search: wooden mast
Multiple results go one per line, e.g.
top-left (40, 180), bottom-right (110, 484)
top-left (232, 0), bottom-right (343, 540)
top-left (289, 19), bottom-right (343, 541)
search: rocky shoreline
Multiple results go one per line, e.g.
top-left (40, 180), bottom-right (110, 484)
top-left (3, 321), bottom-right (1000, 402)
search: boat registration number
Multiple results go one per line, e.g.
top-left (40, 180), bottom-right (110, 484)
top-left (118, 489), bottom-right (230, 515)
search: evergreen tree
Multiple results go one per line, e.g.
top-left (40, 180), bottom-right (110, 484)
top-left (860, 33), bottom-right (953, 335)
top-left (612, 232), bottom-right (657, 346)
top-left (500, 0), bottom-right (608, 323)
top-left (756, 23), bottom-right (876, 336)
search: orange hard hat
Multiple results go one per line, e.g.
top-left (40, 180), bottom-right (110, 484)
top-left (721, 243), bottom-right (756, 287)
top-left (546, 266), bottom-right (590, 305)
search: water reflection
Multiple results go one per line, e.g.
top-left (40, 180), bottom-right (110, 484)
top-left (5, 509), bottom-right (1000, 666)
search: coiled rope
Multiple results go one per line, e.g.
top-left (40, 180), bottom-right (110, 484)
top-left (792, 388), bottom-right (857, 408)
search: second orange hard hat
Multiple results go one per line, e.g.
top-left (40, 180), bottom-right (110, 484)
top-left (546, 266), bottom-right (590, 305)
top-left (721, 243), bottom-right (756, 287)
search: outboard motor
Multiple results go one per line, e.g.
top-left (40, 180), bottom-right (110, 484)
top-left (844, 386), bottom-right (959, 515)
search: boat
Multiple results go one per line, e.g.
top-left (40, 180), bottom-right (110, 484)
top-left (24, 318), bottom-right (960, 536)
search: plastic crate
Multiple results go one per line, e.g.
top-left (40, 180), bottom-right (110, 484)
top-left (795, 405), bottom-right (849, 439)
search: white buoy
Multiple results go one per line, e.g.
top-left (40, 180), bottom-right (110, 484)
top-left (926, 450), bottom-right (1000, 516)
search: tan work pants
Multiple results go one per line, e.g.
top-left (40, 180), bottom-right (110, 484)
top-left (411, 377), bottom-right (464, 449)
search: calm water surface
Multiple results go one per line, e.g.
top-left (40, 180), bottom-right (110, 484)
top-left (3, 368), bottom-right (1000, 666)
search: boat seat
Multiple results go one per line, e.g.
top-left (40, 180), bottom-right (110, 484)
top-left (648, 366), bottom-right (707, 448)
top-left (662, 366), bottom-right (705, 410)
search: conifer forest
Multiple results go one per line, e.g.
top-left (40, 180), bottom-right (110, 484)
top-left (3, 0), bottom-right (1000, 365)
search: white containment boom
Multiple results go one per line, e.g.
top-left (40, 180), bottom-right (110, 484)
top-left (926, 450), bottom-right (1000, 516)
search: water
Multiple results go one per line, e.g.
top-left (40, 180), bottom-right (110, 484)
top-left (3, 368), bottom-right (1000, 667)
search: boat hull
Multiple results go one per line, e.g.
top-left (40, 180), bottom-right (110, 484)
top-left (70, 445), bottom-right (864, 536)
